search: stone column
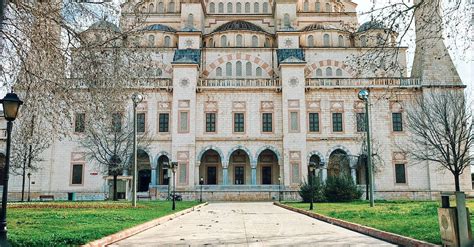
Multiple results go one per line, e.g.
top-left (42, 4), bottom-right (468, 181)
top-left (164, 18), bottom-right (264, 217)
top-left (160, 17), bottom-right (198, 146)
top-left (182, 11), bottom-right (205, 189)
top-left (351, 168), bottom-right (357, 184)
top-left (251, 168), bottom-right (257, 185)
top-left (151, 169), bottom-right (157, 186)
top-left (322, 162), bottom-right (328, 182)
top-left (222, 162), bottom-right (229, 185)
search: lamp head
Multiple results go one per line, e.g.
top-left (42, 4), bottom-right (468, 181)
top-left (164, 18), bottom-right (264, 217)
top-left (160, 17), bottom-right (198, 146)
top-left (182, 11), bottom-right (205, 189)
top-left (1, 92), bottom-right (23, 121)
top-left (308, 161), bottom-right (317, 171)
top-left (358, 89), bottom-right (369, 101)
top-left (131, 93), bottom-right (143, 104)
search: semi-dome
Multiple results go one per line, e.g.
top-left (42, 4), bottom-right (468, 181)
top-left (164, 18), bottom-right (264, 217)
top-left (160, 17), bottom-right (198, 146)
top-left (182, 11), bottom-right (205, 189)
top-left (212, 20), bottom-right (267, 33)
top-left (357, 20), bottom-right (388, 32)
top-left (301, 23), bottom-right (339, 32)
top-left (142, 24), bottom-right (177, 33)
top-left (89, 20), bottom-right (120, 32)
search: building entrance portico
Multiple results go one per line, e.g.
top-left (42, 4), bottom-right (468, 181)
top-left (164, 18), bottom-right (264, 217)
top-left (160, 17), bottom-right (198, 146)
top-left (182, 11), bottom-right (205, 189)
top-left (228, 149), bottom-right (251, 185)
top-left (199, 149), bottom-right (223, 185)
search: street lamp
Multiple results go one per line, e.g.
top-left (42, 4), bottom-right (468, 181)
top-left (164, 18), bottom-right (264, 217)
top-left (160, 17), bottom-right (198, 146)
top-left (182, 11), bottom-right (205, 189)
top-left (308, 161), bottom-right (317, 211)
top-left (170, 162), bottom-right (178, 210)
top-left (163, 161), bottom-right (170, 200)
top-left (199, 176), bottom-right (204, 203)
top-left (131, 93), bottom-right (143, 208)
top-left (278, 176), bottom-right (282, 202)
top-left (0, 92), bottom-right (23, 242)
top-left (27, 173), bottom-right (31, 202)
top-left (358, 89), bottom-right (374, 207)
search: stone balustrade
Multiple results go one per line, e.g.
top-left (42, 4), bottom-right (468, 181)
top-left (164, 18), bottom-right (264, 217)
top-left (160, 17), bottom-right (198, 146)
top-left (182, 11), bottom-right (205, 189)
top-left (198, 78), bottom-right (281, 89)
top-left (70, 78), bottom-right (173, 90)
top-left (305, 77), bottom-right (422, 88)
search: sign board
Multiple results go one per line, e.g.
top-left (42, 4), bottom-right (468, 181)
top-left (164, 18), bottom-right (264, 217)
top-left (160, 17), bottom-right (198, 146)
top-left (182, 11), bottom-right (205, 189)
top-left (438, 207), bottom-right (458, 246)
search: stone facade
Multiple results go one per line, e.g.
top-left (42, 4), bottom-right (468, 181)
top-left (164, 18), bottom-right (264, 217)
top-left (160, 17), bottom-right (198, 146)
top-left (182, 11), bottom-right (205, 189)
top-left (0, 0), bottom-right (471, 201)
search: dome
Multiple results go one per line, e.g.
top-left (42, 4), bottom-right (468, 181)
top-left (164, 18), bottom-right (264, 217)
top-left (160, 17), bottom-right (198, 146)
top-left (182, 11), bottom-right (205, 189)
top-left (143, 24), bottom-right (177, 33)
top-left (357, 20), bottom-right (388, 32)
top-left (89, 20), bottom-right (120, 32)
top-left (301, 23), bottom-right (338, 32)
top-left (212, 20), bottom-right (267, 34)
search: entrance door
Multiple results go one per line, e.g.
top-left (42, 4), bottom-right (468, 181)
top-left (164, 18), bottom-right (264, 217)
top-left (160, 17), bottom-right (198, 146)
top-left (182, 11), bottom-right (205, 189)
top-left (235, 166), bottom-right (244, 185)
top-left (262, 166), bottom-right (272, 184)
top-left (207, 166), bottom-right (217, 185)
top-left (138, 169), bottom-right (151, 192)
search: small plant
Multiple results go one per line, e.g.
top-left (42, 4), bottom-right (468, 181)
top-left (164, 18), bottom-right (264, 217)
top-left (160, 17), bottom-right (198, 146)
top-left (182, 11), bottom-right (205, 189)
top-left (324, 175), bottom-right (362, 202)
top-left (299, 177), bottom-right (325, 203)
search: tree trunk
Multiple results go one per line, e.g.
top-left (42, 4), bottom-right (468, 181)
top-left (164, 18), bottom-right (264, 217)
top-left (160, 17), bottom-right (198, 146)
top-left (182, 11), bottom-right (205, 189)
top-left (113, 174), bottom-right (118, 201)
top-left (21, 157), bottom-right (27, 202)
top-left (454, 173), bottom-right (461, 192)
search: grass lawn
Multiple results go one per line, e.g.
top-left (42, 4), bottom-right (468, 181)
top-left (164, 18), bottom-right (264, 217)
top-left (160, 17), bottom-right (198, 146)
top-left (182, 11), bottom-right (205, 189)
top-left (286, 200), bottom-right (474, 245)
top-left (7, 200), bottom-right (200, 247)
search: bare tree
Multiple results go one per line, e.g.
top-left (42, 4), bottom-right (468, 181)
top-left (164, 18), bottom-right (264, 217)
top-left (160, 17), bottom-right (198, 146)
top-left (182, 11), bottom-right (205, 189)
top-left (403, 90), bottom-right (473, 191)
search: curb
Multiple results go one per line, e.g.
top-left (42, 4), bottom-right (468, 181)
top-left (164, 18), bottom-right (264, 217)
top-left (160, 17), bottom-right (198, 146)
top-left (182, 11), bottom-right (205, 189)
top-left (274, 202), bottom-right (439, 247)
top-left (81, 202), bottom-right (209, 247)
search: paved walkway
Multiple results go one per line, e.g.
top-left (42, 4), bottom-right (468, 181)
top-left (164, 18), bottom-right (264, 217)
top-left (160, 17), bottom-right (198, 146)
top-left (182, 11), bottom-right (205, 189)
top-left (111, 202), bottom-right (395, 246)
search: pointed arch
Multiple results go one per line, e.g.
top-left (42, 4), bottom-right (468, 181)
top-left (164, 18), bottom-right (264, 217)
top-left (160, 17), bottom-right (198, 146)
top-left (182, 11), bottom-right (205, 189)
top-left (227, 145), bottom-right (254, 165)
top-left (254, 145), bottom-right (281, 163)
top-left (197, 146), bottom-right (225, 164)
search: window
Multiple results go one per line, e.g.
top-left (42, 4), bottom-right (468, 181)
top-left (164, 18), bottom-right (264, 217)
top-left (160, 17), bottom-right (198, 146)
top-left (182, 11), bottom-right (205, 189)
top-left (254, 2), bottom-right (259, 13)
top-left (303, 0), bottom-right (309, 11)
top-left (283, 14), bottom-right (290, 28)
top-left (308, 112), bottom-right (319, 132)
top-left (168, 1), bottom-right (174, 12)
top-left (236, 2), bottom-right (242, 13)
top-left (137, 113), bottom-right (146, 133)
top-left (209, 38), bottom-right (214, 47)
top-left (263, 2), bottom-right (268, 13)
top-left (216, 67), bottom-right (222, 76)
top-left (71, 164), bottom-right (84, 185)
top-left (159, 113), bottom-right (169, 132)
top-left (246, 62), bottom-right (252, 76)
top-left (75, 113), bottom-right (85, 133)
top-left (336, 68), bottom-right (342, 76)
top-left (186, 14), bottom-right (194, 28)
top-left (316, 68), bottom-right (322, 77)
top-left (158, 2), bottom-right (164, 12)
top-left (326, 67), bottom-right (333, 76)
top-left (392, 113), bottom-right (403, 132)
top-left (323, 34), bottom-right (330, 46)
top-left (206, 113), bottom-right (216, 133)
top-left (112, 112), bottom-right (122, 132)
top-left (332, 113), bottom-right (343, 132)
top-left (221, 35), bottom-right (227, 47)
top-left (356, 113), bottom-right (366, 132)
top-left (209, 2), bottom-right (215, 13)
top-left (245, 2), bottom-right (250, 13)
top-left (264, 38), bottom-right (270, 47)
top-left (325, 3), bottom-right (331, 12)
top-left (226, 62), bottom-right (232, 76)
top-left (256, 67), bottom-right (262, 76)
top-left (251, 35), bottom-right (258, 47)
top-left (262, 113), bottom-right (272, 132)
top-left (236, 61), bottom-right (242, 76)
top-left (164, 36), bottom-right (171, 47)
top-left (360, 35), bottom-right (367, 47)
top-left (227, 2), bottom-right (233, 13)
top-left (395, 164), bottom-right (406, 184)
top-left (315, 1), bottom-right (320, 12)
top-left (218, 2), bottom-right (224, 13)
top-left (338, 35), bottom-right (344, 47)
top-left (179, 111), bottom-right (189, 132)
top-left (149, 3), bottom-right (154, 12)
top-left (307, 35), bottom-right (314, 47)
top-left (290, 111), bottom-right (299, 132)
top-left (148, 35), bottom-right (155, 46)
top-left (236, 34), bottom-right (243, 47)
top-left (234, 113), bottom-right (245, 132)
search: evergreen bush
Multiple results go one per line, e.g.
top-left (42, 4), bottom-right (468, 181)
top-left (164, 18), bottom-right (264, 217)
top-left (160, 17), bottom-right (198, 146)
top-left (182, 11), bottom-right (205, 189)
top-left (299, 177), bottom-right (325, 203)
top-left (324, 175), bottom-right (362, 202)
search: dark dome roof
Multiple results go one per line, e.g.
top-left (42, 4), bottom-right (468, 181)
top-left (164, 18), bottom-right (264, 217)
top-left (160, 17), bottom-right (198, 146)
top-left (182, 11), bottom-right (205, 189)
top-left (89, 20), bottom-right (120, 32)
top-left (358, 20), bottom-right (388, 32)
top-left (143, 24), bottom-right (177, 33)
top-left (213, 20), bottom-right (267, 33)
top-left (301, 23), bottom-right (339, 32)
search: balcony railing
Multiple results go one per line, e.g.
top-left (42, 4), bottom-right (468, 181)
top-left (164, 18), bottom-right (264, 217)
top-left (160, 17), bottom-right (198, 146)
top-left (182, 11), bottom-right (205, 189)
top-left (70, 78), bottom-right (173, 90)
top-left (198, 78), bottom-right (281, 90)
top-left (305, 77), bottom-right (421, 88)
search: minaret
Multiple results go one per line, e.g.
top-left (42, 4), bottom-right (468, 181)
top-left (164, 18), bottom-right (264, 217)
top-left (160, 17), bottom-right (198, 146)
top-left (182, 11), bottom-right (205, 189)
top-left (411, 0), bottom-right (462, 85)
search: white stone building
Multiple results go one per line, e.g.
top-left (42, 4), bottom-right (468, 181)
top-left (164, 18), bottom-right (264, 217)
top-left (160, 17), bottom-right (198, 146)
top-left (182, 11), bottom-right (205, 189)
top-left (1, 0), bottom-right (471, 201)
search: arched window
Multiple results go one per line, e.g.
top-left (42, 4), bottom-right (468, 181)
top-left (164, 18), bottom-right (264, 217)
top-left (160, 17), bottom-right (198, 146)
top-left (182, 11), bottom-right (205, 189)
top-left (264, 38), bottom-right (270, 47)
top-left (227, 2), bottom-right (233, 13)
top-left (316, 68), bottom-right (322, 76)
top-left (168, 1), bottom-right (175, 12)
top-left (246, 62), bottom-right (252, 76)
top-left (283, 14), bottom-right (290, 28)
top-left (251, 35), bottom-right (258, 47)
top-left (216, 67), bottom-right (222, 76)
top-left (158, 2), bottom-right (164, 12)
top-left (236, 35), bottom-right (243, 47)
top-left (236, 61), bottom-right (242, 76)
top-left (148, 35), bottom-right (155, 46)
top-left (218, 2), bottom-right (224, 13)
top-left (186, 14), bottom-right (194, 28)
top-left (221, 35), bottom-right (227, 47)
top-left (149, 3), bottom-right (154, 12)
top-left (209, 38), bottom-right (214, 47)
top-left (226, 62), bottom-right (232, 76)
top-left (209, 2), bottom-right (215, 13)
top-left (323, 34), bottom-right (330, 46)
top-left (263, 2), bottom-right (268, 13)
top-left (245, 2), bottom-right (250, 13)
top-left (303, 0), bottom-right (309, 11)
top-left (360, 35), bottom-right (367, 47)
top-left (256, 67), bottom-right (262, 76)
top-left (315, 1), bottom-right (320, 12)
top-left (254, 2), bottom-right (259, 13)
top-left (326, 67), bottom-right (333, 76)
top-left (157, 68), bottom-right (163, 77)
top-left (164, 36), bottom-right (171, 47)
top-left (236, 2), bottom-right (242, 13)
top-left (325, 3), bottom-right (331, 12)
top-left (338, 35), bottom-right (344, 47)
top-left (307, 35), bottom-right (314, 47)
top-left (336, 68), bottom-right (342, 76)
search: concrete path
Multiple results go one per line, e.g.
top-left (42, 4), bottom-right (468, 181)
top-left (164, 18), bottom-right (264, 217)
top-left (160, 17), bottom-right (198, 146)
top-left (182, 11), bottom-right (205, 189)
top-left (110, 202), bottom-right (395, 246)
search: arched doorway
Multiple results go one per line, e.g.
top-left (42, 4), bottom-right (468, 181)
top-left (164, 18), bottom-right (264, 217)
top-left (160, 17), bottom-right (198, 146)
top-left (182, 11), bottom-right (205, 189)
top-left (309, 154), bottom-right (321, 179)
top-left (228, 149), bottom-right (251, 185)
top-left (199, 149), bottom-right (222, 185)
top-left (257, 150), bottom-right (279, 185)
top-left (0, 153), bottom-right (4, 186)
top-left (327, 149), bottom-right (350, 177)
top-left (137, 150), bottom-right (151, 192)
top-left (157, 155), bottom-right (170, 185)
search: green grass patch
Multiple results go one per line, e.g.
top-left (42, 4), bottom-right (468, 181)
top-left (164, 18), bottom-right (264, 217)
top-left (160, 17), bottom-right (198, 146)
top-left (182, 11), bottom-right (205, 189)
top-left (286, 200), bottom-right (474, 244)
top-left (7, 200), bottom-right (199, 247)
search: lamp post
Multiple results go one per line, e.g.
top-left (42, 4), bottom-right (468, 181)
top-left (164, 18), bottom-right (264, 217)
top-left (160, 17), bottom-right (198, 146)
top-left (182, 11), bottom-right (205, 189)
top-left (308, 161), bottom-right (317, 211)
top-left (27, 173), bottom-right (31, 202)
top-left (163, 161), bottom-right (170, 200)
top-left (131, 93), bottom-right (143, 208)
top-left (0, 92), bottom-right (23, 243)
top-left (358, 89), bottom-right (374, 207)
top-left (278, 176), bottom-right (282, 202)
top-left (199, 176), bottom-right (204, 203)
top-left (170, 162), bottom-right (178, 210)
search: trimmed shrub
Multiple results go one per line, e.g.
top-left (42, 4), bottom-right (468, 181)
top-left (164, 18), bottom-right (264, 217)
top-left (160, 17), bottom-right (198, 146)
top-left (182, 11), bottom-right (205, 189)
top-left (299, 177), bottom-right (325, 203)
top-left (324, 175), bottom-right (362, 202)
